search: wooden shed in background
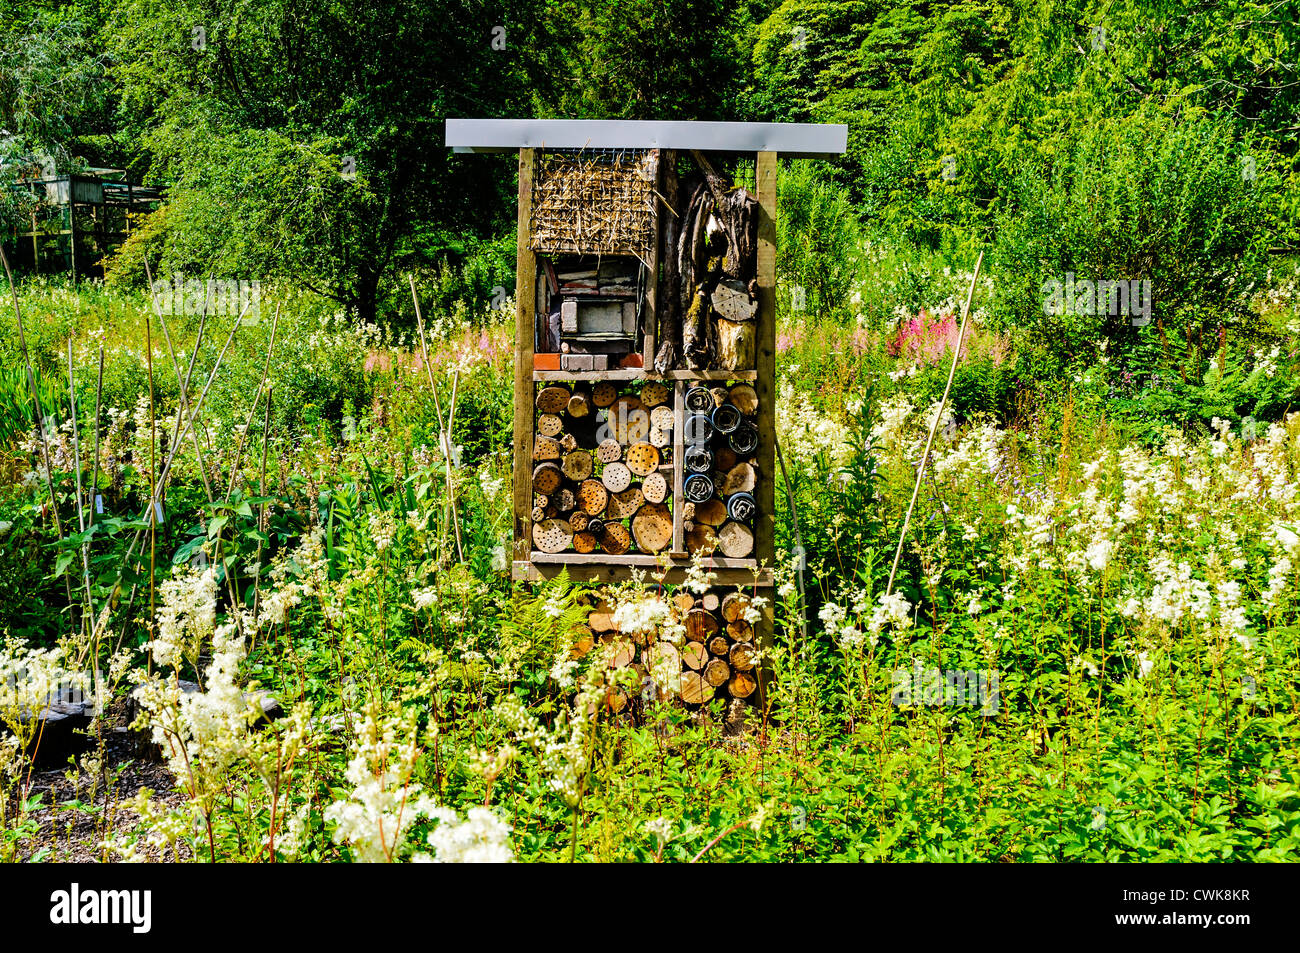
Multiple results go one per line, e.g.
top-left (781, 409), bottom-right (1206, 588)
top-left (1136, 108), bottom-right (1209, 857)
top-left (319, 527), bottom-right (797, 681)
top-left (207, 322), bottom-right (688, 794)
top-left (447, 119), bottom-right (848, 708)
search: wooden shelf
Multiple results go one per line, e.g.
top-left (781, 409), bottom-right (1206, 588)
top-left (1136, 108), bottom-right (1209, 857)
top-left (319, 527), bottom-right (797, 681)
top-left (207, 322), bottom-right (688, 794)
top-left (533, 369), bottom-right (757, 382)
top-left (530, 551), bottom-right (759, 569)
top-left (516, 557), bottom-right (772, 587)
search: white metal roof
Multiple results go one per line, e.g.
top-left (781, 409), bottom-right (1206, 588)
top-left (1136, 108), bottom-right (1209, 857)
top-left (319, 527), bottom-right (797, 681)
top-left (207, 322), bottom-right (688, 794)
top-left (446, 119), bottom-right (848, 158)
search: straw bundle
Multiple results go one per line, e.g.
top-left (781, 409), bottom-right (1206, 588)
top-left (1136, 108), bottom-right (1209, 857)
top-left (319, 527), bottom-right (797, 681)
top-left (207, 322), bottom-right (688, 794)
top-left (530, 149), bottom-right (659, 264)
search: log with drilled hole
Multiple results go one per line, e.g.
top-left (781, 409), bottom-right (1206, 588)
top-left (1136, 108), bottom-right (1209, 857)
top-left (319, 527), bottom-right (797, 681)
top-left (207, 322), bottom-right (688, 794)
top-left (569, 511), bottom-right (589, 531)
top-left (573, 530), bottom-right (598, 553)
top-left (562, 449), bottom-right (593, 482)
top-left (533, 435), bottom-right (561, 462)
top-left (538, 413), bottom-right (563, 437)
top-left (605, 486), bottom-right (643, 521)
top-left (592, 381), bottom-right (618, 408)
top-left (601, 522), bottom-right (632, 555)
top-left (532, 518), bottom-right (573, 554)
top-left (625, 442), bottom-right (659, 476)
top-left (536, 386), bottom-right (571, 414)
top-left (642, 470), bottom-right (669, 504)
top-left (631, 501), bottom-right (673, 553)
top-left (577, 479), bottom-right (608, 516)
top-left (532, 462), bottom-right (563, 495)
top-left (641, 381), bottom-right (670, 408)
top-left (602, 462), bottom-right (632, 493)
top-left (596, 438), bottom-right (623, 464)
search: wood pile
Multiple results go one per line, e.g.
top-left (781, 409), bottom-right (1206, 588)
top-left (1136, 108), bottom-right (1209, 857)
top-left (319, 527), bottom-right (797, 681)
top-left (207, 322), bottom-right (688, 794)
top-left (532, 380), bottom-right (674, 556)
top-left (654, 151), bottom-right (760, 373)
top-left (575, 589), bottom-right (762, 711)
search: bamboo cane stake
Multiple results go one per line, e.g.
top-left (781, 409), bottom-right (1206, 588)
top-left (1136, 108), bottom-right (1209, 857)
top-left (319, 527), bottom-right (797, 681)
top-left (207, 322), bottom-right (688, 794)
top-left (409, 274), bottom-right (464, 561)
top-left (884, 251), bottom-right (984, 601)
top-left (67, 339), bottom-right (94, 634)
top-left (90, 344), bottom-right (104, 528)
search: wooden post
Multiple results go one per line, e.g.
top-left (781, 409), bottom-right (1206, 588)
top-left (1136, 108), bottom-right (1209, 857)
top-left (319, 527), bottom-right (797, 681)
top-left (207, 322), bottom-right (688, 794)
top-left (754, 151), bottom-right (778, 706)
top-left (641, 150), bottom-right (662, 369)
top-left (68, 200), bottom-right (77, 284)
top-left (513, 148), bottom-right (538, 568)
top-left (671, 379), bottom-right (685, 555)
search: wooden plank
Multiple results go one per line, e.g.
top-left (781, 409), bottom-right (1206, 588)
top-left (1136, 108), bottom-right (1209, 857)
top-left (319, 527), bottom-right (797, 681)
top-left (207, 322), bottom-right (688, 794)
top-left (754, 150), bottom-right (778, 707)
top-left (530, 552), bottom-right (759, 569)
top-left (641, 150), bottom-right (661, 368)
top-left (671, 379), bottom-right (685, 556)
top-left (533, 368), bottom-right (758, 382)
top-left (513, 148), bottom-right (538, 566)
top-left (516, 561), bottom-right (773, 588)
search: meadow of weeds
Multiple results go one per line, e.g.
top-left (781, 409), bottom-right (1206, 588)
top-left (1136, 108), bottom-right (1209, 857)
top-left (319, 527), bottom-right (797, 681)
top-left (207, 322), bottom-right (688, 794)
top-left (2, 257), bottom-right (1300, 863)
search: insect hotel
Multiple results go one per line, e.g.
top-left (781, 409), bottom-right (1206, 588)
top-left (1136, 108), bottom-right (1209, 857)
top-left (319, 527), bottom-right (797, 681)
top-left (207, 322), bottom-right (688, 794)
top-left (446, 119), bottom-right (848, 708)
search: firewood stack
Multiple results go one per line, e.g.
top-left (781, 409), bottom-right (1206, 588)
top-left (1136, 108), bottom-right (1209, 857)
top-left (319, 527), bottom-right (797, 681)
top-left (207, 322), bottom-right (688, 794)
top-left (680, 382), bottom-right (759, 559)
top-left (571, 590), bottom-right (761, 712)
top-left (532, 380), bottom-right (675, 555)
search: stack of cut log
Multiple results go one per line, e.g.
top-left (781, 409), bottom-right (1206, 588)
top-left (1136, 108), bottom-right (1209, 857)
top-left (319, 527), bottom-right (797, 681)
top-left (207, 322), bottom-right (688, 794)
top-left (681, 382), bottom-right (759, 559)
top-left (574, 590), bottom-right (760, 711)
top-left (532, 380), bottom-right (675, 556)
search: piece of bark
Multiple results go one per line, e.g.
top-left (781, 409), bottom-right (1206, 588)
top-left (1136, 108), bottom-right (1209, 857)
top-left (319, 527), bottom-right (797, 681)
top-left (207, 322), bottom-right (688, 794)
top-left (532, 519), bottom-right (572, 554)
top-left (536, 386), bottom-right (572, 414)
top-left (654, 151), bottom-right (682, 373)
top-left (632, 501), bottom-right (673, 553)
top-left (532, 462), bottom-right (563, 495)
top-left (555, 488), bottom-right (576, 512)
top-left (559, 433), bottom-right (579, 453)
top-left (717, 520), bottom-right (755, 558)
